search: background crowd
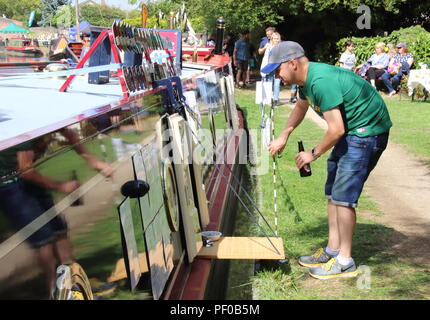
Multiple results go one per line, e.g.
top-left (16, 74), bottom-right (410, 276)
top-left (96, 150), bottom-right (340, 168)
top-left (225, 27), bottom-right (417, 102)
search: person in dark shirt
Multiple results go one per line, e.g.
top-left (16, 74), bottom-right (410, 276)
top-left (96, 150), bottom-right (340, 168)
top-left (223, 34), bottom-right (235, 57)
top-left (233, 30), bottom-right (250, 88)
top-left (0, 128), bottom-right (112, 297)
top-left (258, 27), bottom-right (276, 56)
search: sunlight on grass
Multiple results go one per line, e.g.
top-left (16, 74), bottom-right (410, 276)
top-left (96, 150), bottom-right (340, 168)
top-left (226, 88), bottom-right (430, 300)
top-left (383, 97), bottom-right (430, 164)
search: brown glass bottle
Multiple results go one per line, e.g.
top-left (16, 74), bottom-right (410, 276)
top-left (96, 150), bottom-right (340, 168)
top-left (298, 141), bottom-right (312, 177)
top-left (192, 46), bottom-right (198, 63)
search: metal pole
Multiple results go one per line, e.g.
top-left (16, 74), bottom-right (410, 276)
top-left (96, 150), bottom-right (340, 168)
top-left (214, 17), bottom-right (225, 54)
top-left (75, 0), bottom-right (81, 42)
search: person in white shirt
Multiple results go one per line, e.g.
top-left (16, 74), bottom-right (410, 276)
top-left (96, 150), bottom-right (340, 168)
top-left (260, 32), bottom-right (282, 104)
top-left (339, 40), bottom-right (356, 71)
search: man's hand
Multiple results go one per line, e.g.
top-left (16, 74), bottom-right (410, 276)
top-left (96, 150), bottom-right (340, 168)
top-left (87, 157), bottom-right (113, 178)
top-left (295, 151), bottom-right (314, 169)
top-left (56, 180), bottom-right (80, 194)
top-left (268, 135), bottom-right (287, 157)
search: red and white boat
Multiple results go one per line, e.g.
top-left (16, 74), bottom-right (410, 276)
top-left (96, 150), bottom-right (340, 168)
top-left (5, 38), bottom-right (43, 57)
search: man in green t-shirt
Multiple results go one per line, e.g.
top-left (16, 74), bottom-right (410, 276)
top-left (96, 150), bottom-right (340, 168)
top-left (262, 41), bottom-right (392, 279)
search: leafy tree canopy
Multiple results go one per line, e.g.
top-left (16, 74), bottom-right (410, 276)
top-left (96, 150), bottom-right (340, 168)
top-left (128, 0), bottom-right (414, 35)
top-left (0, 0), bottom-right (42, 25)
top-left (79, 4), bottom-right (127, 27)
top-left (38, 0), bottom-right (70, 27)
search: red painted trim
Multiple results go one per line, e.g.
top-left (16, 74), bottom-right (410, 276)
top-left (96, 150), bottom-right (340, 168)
top-left (107, 30), bottom-right (129, 99)
top-left (59, 29), bottom-right (110, 93)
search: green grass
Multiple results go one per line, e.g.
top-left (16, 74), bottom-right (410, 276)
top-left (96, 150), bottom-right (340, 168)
top-left (383, 97), bottom-right (430, 166)
top-left (226, 88), bottom-right (430, 300)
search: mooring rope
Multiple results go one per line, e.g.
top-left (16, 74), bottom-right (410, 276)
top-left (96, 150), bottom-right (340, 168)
top-left (270, 102), bottom-right (279, 236)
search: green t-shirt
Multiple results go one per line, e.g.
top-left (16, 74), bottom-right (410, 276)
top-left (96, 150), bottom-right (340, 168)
top-left (298, 62), bottom-right (392, 137)
top-left (0, 141), bottom-right (34, 184)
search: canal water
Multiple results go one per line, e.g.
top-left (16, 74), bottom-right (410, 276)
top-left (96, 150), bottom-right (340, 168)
top-left (0, 51), bottom-right (49, 74)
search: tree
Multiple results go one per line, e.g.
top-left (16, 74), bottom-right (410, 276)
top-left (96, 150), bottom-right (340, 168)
top-left (38, 0), bottom-right (70, 27)
top-left (126, 0), bottom-right (428, 61)
top-left (0, 0), bottom-right (42, 26)
top-left (79, 4), bottom-right (127, 27)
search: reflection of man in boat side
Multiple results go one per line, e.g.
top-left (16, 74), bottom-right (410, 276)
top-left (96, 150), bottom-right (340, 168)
top-left (0, 128), bottom-right (112, 297)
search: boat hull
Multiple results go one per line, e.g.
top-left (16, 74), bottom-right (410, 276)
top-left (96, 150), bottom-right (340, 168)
top-left (4, 48), bottom-right (44, 58)
top-left (0, 61), bottom-right (244, 300)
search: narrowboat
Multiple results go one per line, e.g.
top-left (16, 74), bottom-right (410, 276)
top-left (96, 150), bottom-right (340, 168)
top-left (4, 38), bottom-right (43, 58)
top-left (0, 23), bottom-right (248, 300)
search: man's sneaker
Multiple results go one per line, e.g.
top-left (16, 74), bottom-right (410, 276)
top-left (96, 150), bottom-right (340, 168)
top-left (289, 97), bottom-right (297, 104)
top-left (298, 248), bottom-right (337, 268)
top-left (309, 258), bottom-right (358, 280)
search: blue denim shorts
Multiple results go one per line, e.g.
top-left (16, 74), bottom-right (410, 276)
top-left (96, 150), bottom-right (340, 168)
top-left (325, 132), bottom-right (389, 208)
top-left (0, 180), bottom-right (68, 248)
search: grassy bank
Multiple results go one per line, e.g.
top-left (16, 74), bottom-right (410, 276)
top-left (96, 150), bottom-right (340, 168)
top-left (384, 97), bottom-right (430, 166)
top-left (226, 88), bottom-right (430, 300)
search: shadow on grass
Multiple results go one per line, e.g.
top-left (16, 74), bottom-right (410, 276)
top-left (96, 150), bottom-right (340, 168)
top-left (419, 158), bottom-right (430, 170)
top-left (226, 166), bottom-right (276, 300)
top-left (290, 217), bottom-right (430, 299)
top-left (293, 216), bottom-right (401, 262)
top-left (229, 167), bottom-right (430, 299)
top-left (278, 174), bottom-right (303, 224)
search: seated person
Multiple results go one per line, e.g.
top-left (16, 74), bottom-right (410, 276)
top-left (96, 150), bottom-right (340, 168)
top-left (356, 42), bottom-right (390, 88)
top-left (381, 42), bottom-right (414, 97)
top-left (339, 40), bottom-right (356, 71)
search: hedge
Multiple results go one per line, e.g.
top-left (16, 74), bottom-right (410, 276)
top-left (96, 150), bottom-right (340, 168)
top-left (336, 26), bottom-right (430, 66)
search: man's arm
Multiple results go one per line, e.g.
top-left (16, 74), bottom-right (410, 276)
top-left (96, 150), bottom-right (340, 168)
top-left (407, 57), bottom-right (414, 67)
top-left (60, 128), bottom-right (112, 177)
top-left (18, 150), bottom-right (80, 193)
top-left (233, 47), bottom-right (237, 66)
top-left (268, 98), bottom-right (309, 156)
top-left (294, 107), bottom-right (345, 169)
top-left (258, 42), bottom-right (269, 55)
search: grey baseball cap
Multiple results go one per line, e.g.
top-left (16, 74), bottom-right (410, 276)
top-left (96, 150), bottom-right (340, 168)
top-left (396, 42), bottom-right (407, 48)
top-left (261, 41), bottom-right (305, 74)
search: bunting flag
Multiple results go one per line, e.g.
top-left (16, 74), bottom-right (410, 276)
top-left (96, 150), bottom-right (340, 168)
top-left (180, 2), bottom-right (186, 21)
top-left (185, 18), bottom-right (198, 43)
top-left (157, 10), bottom-right (164, 26)
top-left (183, 11), bottom-right (187, 32)
top-left (174, 10), bottom-right (180, 29)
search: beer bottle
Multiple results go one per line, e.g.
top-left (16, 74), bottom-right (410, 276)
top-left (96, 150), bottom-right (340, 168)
top-left (70, 169), bottom-right (83, 206)
top-left (192, 46), bottom-right (198, 63)
top-left (298, 141), bottom-right (312, 177)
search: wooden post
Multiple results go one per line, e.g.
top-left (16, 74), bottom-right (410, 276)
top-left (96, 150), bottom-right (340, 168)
top-left (141, 4), bottom-right (148, 28)
top-left (75, 0), bottom-right (81, 42)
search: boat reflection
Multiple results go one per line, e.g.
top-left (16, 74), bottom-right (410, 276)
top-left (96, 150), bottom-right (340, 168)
top-left (0, 61), bottom-right (243, 300)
